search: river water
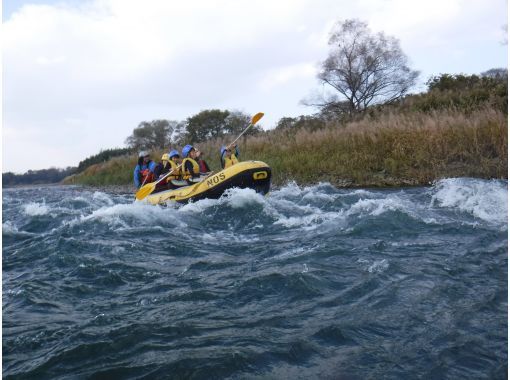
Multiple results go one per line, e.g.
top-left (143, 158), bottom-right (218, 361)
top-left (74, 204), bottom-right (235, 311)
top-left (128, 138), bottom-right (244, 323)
top-left (2, 178), bottom-right (508, 379)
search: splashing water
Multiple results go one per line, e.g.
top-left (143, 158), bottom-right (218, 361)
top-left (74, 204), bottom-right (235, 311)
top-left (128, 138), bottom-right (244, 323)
top-left (3, 179), bottom-right (507, 379)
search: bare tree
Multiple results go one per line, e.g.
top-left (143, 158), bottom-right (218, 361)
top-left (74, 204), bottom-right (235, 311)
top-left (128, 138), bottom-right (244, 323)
top-left (315, 19), bottom-right (419, 114)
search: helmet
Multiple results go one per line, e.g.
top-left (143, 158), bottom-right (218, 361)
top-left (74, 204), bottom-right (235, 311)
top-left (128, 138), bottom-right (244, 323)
top-left (182, 144), bottom-right (194, 157)
top-left (138, 150), bottom-right (149, 158)
top-left (161, 153), bottom-right (169, 161)
top-left (169, 149), bottom-right (180, 159)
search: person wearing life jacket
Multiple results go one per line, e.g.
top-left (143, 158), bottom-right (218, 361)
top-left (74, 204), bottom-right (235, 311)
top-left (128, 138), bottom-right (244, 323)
top-left (153, 153), bottom-right (172, 180)
top-left (220, 144), bottom-right (240, 169)
top-left (181, 145), bottom-right (203, 183)
top-left (166, 149), bottom-right (182, 181)
top-left (151, 153), bottom-right (172, 193)
top-left (195, 148), bottom-right (212, 175)
top-left (133, 151), bottom-right (156, 188)
top-left (162, 149), bottom-right (188, 189)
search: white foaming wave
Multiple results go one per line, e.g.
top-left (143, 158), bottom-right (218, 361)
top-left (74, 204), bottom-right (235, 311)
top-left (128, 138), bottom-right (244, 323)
top-left (367, 259), bottom-right (389, 273)
top-left (274, 182), bottom-right (373, 203)
top-left (357, 258), bottom-right (390, 273)
top-left (23, 202), bottom-right (50, 216)
top-left (303, 182), bottom-right (339, 202)
top-left (223, 188), bottom-right (266, 209)
top-left (345, 195), bottom-right (441, 225)
top-left (92, 191), bottom-right (115, 206)
top-left (339, 189), bottom-right (378, 198)
top-left (347, 197), bottom-right (411, 217)
top-left (272, 181), bottom-right (336, 201)
top-left (270, 181), bottom-right (302, 199)
top-left (431, 178), bottom-right (508, 226)
top-left (266, 184), bottom-right (349, 229)
top-left (77, 202), bottom-right (186, 228)
top-left (201, 230), bottom-right (260, 244)
top-left (3, 221), bottom-right (20, 235)
top-left (179, 187), bottom-right (266, 214)
top-left (179, 198), bottom-right (218, 214)
top-left (302, 191), bottom-right (337, 202)
top-left (2, 221), bottom-right (35, 237)
top-left (272, 209), bottom-right (343, 230)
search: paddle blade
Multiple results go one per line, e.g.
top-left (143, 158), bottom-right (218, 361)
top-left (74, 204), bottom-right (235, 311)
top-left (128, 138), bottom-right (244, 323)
top-left (135, 182), bottom-right (156, 200)
top-left (251, 112), bottom-right (264, 125)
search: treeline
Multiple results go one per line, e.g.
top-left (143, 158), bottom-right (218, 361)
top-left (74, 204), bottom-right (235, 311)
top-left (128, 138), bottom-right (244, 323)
top-left (2, 148), bottom-right (133, 187)
top-left (123, 109), bottom-right (263, 152)
top-left (76, 147), bottom-right (133, 173)
top-left (397, 70), bottom-right (507, 114)
top-left (3, 167), bottom-right (77, 187)
top-left (63, 69), bottom-right (508, 188)
top-left (272, 71), bottom-right (508, 132)
top-left (120, 70), bottom-right (508, 155)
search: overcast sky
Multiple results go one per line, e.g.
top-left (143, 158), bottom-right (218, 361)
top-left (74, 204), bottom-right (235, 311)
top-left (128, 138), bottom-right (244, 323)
top-left (2, 0), bottom-right (508, 173)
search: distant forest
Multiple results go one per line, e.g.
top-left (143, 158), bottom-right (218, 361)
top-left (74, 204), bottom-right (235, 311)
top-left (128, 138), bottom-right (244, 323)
top-left (3, 167), bottom-right (77, 187)
top-left (2, 148), bottom-right (133, 187)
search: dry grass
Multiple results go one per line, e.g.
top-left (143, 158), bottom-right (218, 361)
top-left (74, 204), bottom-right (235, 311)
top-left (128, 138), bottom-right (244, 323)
top-left (65, 108), bottom-right (507, 187)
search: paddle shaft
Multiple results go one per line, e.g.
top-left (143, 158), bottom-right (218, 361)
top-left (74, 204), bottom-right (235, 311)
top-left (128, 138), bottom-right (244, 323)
top-left (153, 162), bottom-right (183, 187)
top-left (229, 123), bottom-right (254, 148)
top-left (227, 113), bottom-right (263, 149)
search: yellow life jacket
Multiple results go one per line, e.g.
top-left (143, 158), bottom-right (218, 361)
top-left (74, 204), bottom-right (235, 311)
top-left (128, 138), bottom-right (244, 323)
top-left (223, 153), bottom-right (239, 169)
top-left (182, 157), bottom-right (200, 179)
top-left (166, 160), bottom-right (181, 181)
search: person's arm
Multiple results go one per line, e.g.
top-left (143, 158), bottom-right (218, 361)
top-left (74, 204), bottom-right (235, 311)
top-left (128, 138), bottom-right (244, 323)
top-left (185, 160), bottom-right (196, 177)
top-left (134, 166), bottom-right (140, 188)
top-left (153, 163), bottom-right (162, 179)
top-left (234, 146), bottom-right (240, 158)
top-left (149, 161), bottom-right (157, 173)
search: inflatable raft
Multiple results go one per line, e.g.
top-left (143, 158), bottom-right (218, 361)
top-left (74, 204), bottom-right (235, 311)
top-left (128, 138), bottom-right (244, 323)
top-left (143, 161), bottom-right (271, 205)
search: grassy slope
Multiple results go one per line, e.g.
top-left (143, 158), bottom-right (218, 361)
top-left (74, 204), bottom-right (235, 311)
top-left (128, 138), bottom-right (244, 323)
top-left (63, 108), bottom-right (507, 189)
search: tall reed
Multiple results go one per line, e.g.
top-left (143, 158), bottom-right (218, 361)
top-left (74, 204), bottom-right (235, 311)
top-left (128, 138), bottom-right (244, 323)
top-left (64, 108), bottom-right (507, 188)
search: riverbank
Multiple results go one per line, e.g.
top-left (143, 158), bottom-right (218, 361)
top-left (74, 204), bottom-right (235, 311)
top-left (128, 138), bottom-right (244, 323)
top-left (63, 108), bottom-right (507, 189)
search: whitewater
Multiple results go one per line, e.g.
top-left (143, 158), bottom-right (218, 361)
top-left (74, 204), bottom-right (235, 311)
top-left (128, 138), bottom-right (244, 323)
top-left (3, 178), bottom-right (507, 379)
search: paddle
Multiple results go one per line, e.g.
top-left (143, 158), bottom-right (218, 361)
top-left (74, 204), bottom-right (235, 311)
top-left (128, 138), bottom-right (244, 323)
top-left (229, 112), bottom-right (264, 148)
top-left (135, 112), bottom-right (264, 201)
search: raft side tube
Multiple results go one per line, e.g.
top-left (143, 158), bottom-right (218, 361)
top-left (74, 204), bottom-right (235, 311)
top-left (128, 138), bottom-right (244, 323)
top-left (144, 161), bottom-right (271, 205)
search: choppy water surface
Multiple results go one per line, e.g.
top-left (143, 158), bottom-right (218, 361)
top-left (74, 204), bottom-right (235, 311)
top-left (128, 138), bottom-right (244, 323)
top-left (3, 178), bottom-right (508, 379)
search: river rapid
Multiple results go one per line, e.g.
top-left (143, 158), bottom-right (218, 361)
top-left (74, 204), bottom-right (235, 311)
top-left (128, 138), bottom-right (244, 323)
top-left (2, 178), bottom-right (508, 379)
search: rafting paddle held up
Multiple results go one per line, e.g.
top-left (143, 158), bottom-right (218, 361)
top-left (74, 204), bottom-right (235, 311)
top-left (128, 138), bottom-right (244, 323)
top-left (134, 112), bottom-right (264, 201)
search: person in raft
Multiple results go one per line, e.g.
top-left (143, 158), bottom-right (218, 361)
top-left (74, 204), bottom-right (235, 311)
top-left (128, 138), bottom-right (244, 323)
top-left (153, 153), bottom-right (171, 179)
top-left (166, 149), bottom-right (187, 186)
top-left (220, 144), bottom-right (240, 169)
top-left (181, 145), bottom-right (211, 184)
top-left (168, 149), bottom-right (182, 175)
top-left (195, 148), bottom-right (212, 175)
top-left (134, 151), bottom-right (157, 188)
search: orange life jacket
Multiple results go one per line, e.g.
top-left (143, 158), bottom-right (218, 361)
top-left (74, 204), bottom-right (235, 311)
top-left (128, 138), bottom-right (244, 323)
top-left (140, 168), bottom-right (155, 185)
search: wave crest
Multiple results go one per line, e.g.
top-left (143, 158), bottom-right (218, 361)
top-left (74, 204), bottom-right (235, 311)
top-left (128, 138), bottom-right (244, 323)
top-left (431, 178), bottom-right (507, 226)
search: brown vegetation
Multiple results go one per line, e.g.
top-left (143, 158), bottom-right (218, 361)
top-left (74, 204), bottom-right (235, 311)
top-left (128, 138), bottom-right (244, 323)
top-left (66, 107), bottom-right (504, 188)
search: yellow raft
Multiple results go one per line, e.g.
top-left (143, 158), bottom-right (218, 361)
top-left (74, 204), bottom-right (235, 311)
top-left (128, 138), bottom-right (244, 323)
top-left (143, 161), bottom-right (271, 205)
